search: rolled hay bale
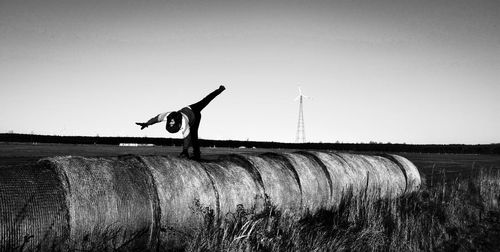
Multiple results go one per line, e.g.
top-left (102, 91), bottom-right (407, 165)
top-left (245, 154), bottom-right (303, 213)
top-left (332, 153), bottom-right (400, 198)
top-left (282, 152), bottom-right (333, 212)
top-left (39, 156), bottom-right (159, 251)
top-left (0, 151), bottom-right (422, 251)
top-left (387, 154), bottom-right (422, 192)
top-left (313, 152), bottom-right (370, 199)
top-left (306, 152), bottom-right (411, 209)
top-left (304, 152), bottom-right (359, 209)
top-left (357, 155), bottom-right (406, 198)
top-left (203, 156), bottom-right (267, 218)
top-left (0, 165), bottom-right (68, 251)
top-left (138, 155), bottom-right (218, 249)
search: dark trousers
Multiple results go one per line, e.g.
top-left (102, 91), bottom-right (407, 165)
top-left (187, 88), bottom-right (224, 158)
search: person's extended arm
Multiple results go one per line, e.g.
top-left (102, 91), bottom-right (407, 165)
top-left (136, 112), bottom-right (169, 130)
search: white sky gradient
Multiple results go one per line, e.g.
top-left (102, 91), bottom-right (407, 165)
top-left (1, 0), bottom-right (499, 144)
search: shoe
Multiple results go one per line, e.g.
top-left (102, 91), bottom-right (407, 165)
top-left (179, 151), bottom-right (189, 158)
top-left (192, 154), bottom-right (201, 161)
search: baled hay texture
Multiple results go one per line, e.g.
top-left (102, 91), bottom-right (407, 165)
top-left (43, 156), bottom-right (157, 251)
top-left (0, 151), bottom-right (421, 251)
top-left (139, 155), bottom-right (218, 249)
top-left (245, 154), bottom-right (303, 214)
top-left (205, 156), bottom-right (267, 218)
top-left (0, 164), bottom-right (68, 251)
top-left (389, 154), bottom-right (423, 191)
top-left (285, 152), bottom-right (333, 212)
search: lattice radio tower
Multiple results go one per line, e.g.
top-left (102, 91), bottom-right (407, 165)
top-left (295, 87), bottom-right (309, 143)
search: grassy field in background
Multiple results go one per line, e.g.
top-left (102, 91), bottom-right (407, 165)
top-left (0, 142), bottom-right (269, 166)
top-left (2, 142), bottom-right (500, 182)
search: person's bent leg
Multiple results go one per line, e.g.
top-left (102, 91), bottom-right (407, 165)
top-left (192, 135), bottom-right (200, 160)
top-left (191, 116), bottom-right (201, 160)
top-left (179, 135), bottom-right (191, 158)
top-left (190, 86), bottom-right (225, 113)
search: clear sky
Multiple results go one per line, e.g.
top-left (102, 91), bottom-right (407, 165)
top-left (1, 0), bottom-right (499, 144)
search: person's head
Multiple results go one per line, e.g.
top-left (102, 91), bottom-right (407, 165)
top-left (166, 112), bottom-right (182, 133)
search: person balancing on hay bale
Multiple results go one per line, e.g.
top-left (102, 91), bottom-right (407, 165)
top-left (136, 85), bottom-right (226, 160)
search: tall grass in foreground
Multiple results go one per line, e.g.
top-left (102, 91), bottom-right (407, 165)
top-left (185, 170), bottom-right (500, 252)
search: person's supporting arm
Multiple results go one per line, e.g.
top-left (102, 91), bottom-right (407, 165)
top-left (136, 112), bottom-right (169, 130)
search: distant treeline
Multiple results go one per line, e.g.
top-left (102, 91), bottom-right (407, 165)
top-left (1, 133), bottom-right (499, 155)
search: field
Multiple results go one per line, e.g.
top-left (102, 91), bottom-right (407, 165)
top-left (2, 142), bottom-right (500, 251)
top-left (2, 142), bottom-right (500, 181)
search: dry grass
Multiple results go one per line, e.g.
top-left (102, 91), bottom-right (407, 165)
top-left (184, 169), bottom-right (500, 252)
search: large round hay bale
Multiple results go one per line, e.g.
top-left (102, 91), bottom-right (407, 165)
top-left (204, 156), bottom-right (266, 218)
top-left (358, 155), bottom-right (406, 198)
top-left (0, 165), bottom-right (68, 251)
top-left (138, 155), bottom-right (218, 249)
top-left (40, 156), bottom-right (159, 251)
top-left (283, 152), bottom-right (332, 212)
top-left (388, 154), bottom-right (422, 192)
top-left (307, 152), bottom-right (410, 208)
top-left (314, 152), bottom-right (370, 198)
top-left (245, 154), bottom-right (302, 213)
top-left (0, 151), bottom-right (422, 251)
top-left (303, 152), bottom-right (355, 209)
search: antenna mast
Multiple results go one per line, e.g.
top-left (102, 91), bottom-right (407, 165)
top-left (295, 87), bottom-right (307, 143)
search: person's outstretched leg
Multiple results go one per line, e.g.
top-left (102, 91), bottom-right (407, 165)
top-left (189, 86), bottom-right (225, 113)
top-left (188, 85), bottom-right (225, 160)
